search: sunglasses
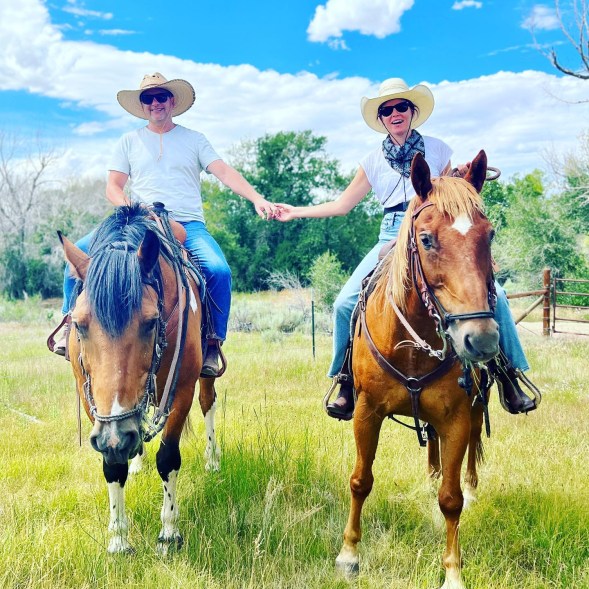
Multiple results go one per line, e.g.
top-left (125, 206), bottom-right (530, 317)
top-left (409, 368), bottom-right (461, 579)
top-left (140, 92), bottom-right (172, 105)
top-left (378, 101), bottom-right (412, 117)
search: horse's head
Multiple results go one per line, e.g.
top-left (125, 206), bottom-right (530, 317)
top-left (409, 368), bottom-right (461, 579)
top-left (60, 206), bottom-right (163, 464)
top-left (402, 150), bottom-right (500, 362)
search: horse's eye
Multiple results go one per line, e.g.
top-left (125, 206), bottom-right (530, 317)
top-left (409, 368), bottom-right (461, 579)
top-left (141, 318), bottom-right (158, 337)
top-left (419, 233), bottom-right (434, 250)
top-left (489, 229), bottom-right (496, 243)
top-left (73, 321), bottom-right (88, 338)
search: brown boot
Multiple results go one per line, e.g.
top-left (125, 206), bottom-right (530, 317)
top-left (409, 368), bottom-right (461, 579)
top-left (326, 377), bottom-right (355, 421)
top-left (488, 358), bottom-right (538, 414)
top-left (200, 339), bottom-right (227, 377)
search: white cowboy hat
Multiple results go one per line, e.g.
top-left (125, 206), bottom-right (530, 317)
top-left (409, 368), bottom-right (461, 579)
top-left (117, 72), bottom-right (196, 120)
top-left (360, 78), bottom-right (434, 133)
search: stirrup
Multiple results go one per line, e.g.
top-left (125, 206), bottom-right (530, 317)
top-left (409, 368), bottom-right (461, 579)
top-left (47, 314), bottom-right (71, 361)
top-left (514, 368), bottom-right (542, 408)
top-left (200, 340), bottom-right (227, 378)
top-left (323, 374), bottom-right (355, 421)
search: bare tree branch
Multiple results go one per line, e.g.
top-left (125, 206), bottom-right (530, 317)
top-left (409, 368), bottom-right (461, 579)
top-left (547, 0), bottom-right (589, 79)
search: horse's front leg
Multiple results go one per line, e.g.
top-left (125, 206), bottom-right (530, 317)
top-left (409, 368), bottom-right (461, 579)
top-left (438, 420), bottom-right (470, 589)
top-left (464, 401), bottom-right (484, 510)
top-left (199, 377), bottom-right (220, 472)
top-left (155, 436), bottom-right (183, 555)
top-left (103, 460), bottom-right (133, 553)
top-left (336, 395), bottom-right (384, 578)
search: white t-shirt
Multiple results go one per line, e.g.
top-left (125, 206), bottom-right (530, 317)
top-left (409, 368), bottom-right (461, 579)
top-left (108, 125), bottom-right (221, 223)
top-left (360, 136), bottom-right (453, 209)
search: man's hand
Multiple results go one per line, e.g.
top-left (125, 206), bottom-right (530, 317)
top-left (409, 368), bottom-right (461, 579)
top-left (254, 199), bottom-right (279, 220)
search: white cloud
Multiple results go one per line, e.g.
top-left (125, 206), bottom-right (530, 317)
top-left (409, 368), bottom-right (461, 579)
top-left (62, 5), bottom-right (113, 20)
top-left (1, 0), bottom-right (588, 183)
top-left (452, 1), bottom-right (483, 9)
top-left (307, 0), bottom-right (414, 43)
top-left (98, 29), bottom-right (136, 36)
top-left (327, 38), bottom-right (349, 51)
top-left (522, 5), bottom-right (560, 31)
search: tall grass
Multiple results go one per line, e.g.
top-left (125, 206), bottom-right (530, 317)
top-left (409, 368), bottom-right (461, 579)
top-left (0, 298), bottom-right (588, 588)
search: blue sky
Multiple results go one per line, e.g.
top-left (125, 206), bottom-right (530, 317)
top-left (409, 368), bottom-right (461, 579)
top-left (1, 0), bottom-right (587, 180)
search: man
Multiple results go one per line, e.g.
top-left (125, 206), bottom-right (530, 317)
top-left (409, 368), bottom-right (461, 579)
top-left (53, 72), bottom-right (276, 375)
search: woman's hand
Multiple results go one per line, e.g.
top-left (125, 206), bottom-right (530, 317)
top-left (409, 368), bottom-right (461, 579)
top-left (272, 203), bottom-right (297, 222)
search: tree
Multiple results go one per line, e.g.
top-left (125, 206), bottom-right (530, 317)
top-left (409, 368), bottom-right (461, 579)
top-left (492, 171), bottom-right (588, 287)
top-left (0, 130), bottom-right (109, 299)
top-left (531, 0), bottom-right (589, 81)
top-left (0, 132), bottom-right (61, 298)
top-left (203, 131), bottom-right (380, 291)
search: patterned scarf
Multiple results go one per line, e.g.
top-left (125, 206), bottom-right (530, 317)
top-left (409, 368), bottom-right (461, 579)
top-left (382, 130), bottom-right (425, 177)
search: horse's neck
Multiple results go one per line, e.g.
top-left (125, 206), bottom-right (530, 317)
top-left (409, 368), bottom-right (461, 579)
top-left (369, 285), bottom-right (441, 370)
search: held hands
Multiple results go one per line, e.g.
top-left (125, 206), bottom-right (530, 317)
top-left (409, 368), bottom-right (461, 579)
top-left (254, 200), bottom-right (296, 222)
top-left (271, 203), bottom-right (296, 222)
top-left (254, 199), bottom-right (279, 220)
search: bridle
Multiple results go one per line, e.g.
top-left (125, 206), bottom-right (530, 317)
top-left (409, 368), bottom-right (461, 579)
top-left (78, 263), bottom-right (168, 436)
top-left (401, 200), bottom-right (497, 359)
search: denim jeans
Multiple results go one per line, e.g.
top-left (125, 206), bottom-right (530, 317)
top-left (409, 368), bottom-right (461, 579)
top-left (61, 221), bottom-right (232, 341)
top-left (327, 211), bottom-right (529, 377)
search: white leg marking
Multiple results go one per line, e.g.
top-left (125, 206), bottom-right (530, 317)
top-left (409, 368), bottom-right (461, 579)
top-left (335, 545), bottom-right (360, 579)
top-left (107, 482), bottom-right (132, 553)
top-left (204, 401), bottom-right (221, 472)
top-left (157, 469), bottom-right (182, 555)
top-left (440, 568), bottom-right (465, 589)
top-left (129, 453), bottom-right (143, 475)
top-left (463, 482), bottom-right (477, 510)
top-left (451, 213), bottom-right (472, 236)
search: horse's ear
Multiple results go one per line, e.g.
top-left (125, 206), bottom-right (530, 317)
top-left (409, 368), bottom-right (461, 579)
top-left (410, 153), bottom-right (433, 201)
top-left (58, 231), bottom-right (90, 281)
top-left (138, 229), bottom-right (160, 277)
top-left (464, 150), bottom-right (488, 193)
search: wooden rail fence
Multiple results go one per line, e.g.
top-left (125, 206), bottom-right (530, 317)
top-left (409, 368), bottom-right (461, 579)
top-left (505, 268), bottom-right (589, 336)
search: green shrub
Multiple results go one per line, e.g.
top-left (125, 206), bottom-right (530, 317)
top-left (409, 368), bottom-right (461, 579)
top-left (308, 251), bottom-right (346, 312)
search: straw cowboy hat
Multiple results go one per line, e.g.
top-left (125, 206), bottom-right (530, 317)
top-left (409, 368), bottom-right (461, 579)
top-left (361, 78), bottom-right (434, 133)
top-left (117, 72), bottom-right (196, 120)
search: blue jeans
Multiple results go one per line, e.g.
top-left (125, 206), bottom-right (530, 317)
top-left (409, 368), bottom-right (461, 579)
top-left (62, 221), bottom-right (231, 341)
top-left (327, 212), bottom-right (529, 377)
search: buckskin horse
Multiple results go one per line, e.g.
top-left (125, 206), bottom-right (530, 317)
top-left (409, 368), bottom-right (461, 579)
top-left (334, 151), bottom-right (499, 589)
top-left (60, 203), bottom-right (220, 554)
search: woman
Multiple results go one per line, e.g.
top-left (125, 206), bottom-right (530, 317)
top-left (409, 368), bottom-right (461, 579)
top-left (276, 78), bottom-right (538, 420)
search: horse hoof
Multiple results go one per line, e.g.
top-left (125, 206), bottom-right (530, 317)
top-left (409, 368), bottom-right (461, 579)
top-left (335, 557), bottom-right (359, 579)
top-left (156, 534), bottom-right (184, 556)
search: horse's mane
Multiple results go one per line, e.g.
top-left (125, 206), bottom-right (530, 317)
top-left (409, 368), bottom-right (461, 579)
top-left (374, 176), bottom-right (485, 311)
top-left (85, 203), bottom-right (154, 337)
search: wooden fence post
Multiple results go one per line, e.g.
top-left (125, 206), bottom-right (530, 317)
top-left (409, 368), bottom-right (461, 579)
top-left (543, 267), bottom-right (551, 336)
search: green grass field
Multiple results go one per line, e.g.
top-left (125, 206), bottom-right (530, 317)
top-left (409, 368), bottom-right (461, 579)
top-left (1, 299), bottom-right (588, 589)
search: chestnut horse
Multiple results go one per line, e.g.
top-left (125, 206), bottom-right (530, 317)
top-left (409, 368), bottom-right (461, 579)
top-left (60, 204), bottom-right (220, 554)
top-left (335, 151), bottom-right (499, 589)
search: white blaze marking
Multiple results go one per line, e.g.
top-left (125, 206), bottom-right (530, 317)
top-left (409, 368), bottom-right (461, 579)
top-left (452, 214), bottom-right (472, 236)
top-left (111, 396), bottom-right (125, 416)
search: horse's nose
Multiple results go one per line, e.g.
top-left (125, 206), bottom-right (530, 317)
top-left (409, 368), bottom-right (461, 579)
top-left (462, 320), bottom-right (500, 361)
top-left (90, 422), bottom-right (140, 464)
